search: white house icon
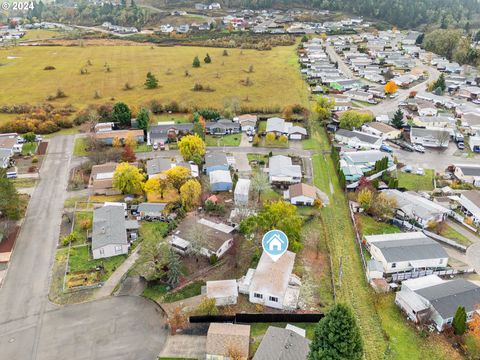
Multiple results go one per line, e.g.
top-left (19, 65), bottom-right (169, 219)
top-left (266, 234), bottom-right (285, 252)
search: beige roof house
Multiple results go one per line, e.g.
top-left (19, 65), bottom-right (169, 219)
top-left (206, 323), bottom-right (250, 360)
top-left (90, 162), bottom-right (138, 195)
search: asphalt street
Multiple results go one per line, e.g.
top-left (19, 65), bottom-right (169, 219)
top-left (0, 135), bottom-right (167, 360)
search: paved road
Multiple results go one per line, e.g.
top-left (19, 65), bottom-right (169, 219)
top-left (0, 136), bottom-right (167, 360)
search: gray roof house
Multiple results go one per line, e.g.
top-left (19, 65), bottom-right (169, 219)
top-left (146, 158), bottom-right (175, 177)
top-left (136, 202), bottom-right (167, 219)
top-left (92, 205), bottom-right (135, 259)
top-left (253, 326), bottom-right (311, 360)
top-left (365, 232), bottom-right (448, 274)
top-left (410, 127), bottom-right (450, 148)
top-left (335, 129), bottom-right (383, 150)
top-left (395, 275), bottom-right (480, 331)
top-left (148, 123), bottom-right (193, 144)
top-left (382, 189), bottom-right (451, 227)
top-left (204, 152), bottom-right (229, 175)
top-left (454, 164), bottom-right (480, 187)
top-left (268, 155), bottom-right (302, 185)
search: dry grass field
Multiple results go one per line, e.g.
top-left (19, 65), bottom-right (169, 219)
top-left (0, 44), bottom-right (308, 111)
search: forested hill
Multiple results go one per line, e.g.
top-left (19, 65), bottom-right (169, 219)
top-left (208, 0), bottom-right (480, 29)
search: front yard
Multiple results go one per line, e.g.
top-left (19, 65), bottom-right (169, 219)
top-left (205, 134), bottom-right (241, 147)
top-left (73, 137), bottom-right (89, 157)
top-left (21, 142), bottom-right (37, 155)
top-left (397, 169), bottom-right (434, 191)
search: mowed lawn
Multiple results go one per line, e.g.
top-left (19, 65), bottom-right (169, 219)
top-left (0, 45), bottom-right (308, 110)
top-left (397, 169), bottom-right (434, 191)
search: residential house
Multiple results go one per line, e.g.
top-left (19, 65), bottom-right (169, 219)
top-left (205, 119), bottom-right (240, 135)
top-left (169, 215), bottom-right (235, 258)
top-left (265, 117), bottom-right (307, 140)
top-left (361, 122), bottom-right (401, 140)
top-left (382, 190), bottom-right (451, 227)
top-left (345, 89), bottom-right (373, 102)
top-left (0, 133), bottom-right (21, 154)
top-left (395, 275), bottom-right (480, 331)
top-left (206, 323), bottom-right (250, 360)
top-left (95, 129), bottom-right (144, 145)
top-left (410, 127), bottom-right (450, 148)
top-left (89, 162), bottom-right (139, 195)
top-left (253, 326), bottom-right (311, 360)
top-left (206, 279), bottom-right (238, 306)
top-left (209, 170), bottom-right (233, 192)
top-left (268, 155), bottom-right (302, 186)
top-left (454, 164), bottom-right (480, 187)
top-left (458, 190), bottom-right (480, 226)
top-left (92, 205), bottom-right (138, 259)
top-left (469, 135), bottom-right (480, 153)
top-left (414, 116), bottom-right (456, 129)
top-left (234, 179), bottom-right (250, 205)
top-left (364, 232), bottom-right (448, 274)
top-left (335, 129), bottom-right (383, 150)
top-left (136, 202), bottom-right (166, 219)
top-left (148, 123), bottom-right (193, 144)
top-left (284, 183), bottom-right (317, 206)
top-left (204, 152), bottom-right (229, 175)
top-left (234, 114), bottom-right (258, 132)
top-left (458, 86), bottom-right (480, 101)
top-left (0, 148), bottom-right (11, 169)
top-left (340, 150), bottom-right (394, 182)
top-left (238, 250), bottom-right (301, 310)
top-left (146, 158), bottom-right (175, 178)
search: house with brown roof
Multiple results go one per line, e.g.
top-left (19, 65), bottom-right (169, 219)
top-left (206, 323), bottom-right (250, 360)
top-left (284, 183), bottom-right (317, 206)
top-left (361, 122), bottom-right (401, 140)
top-left (95, 129), bottom-right (144, 145)
top-left (89, 162), bottom-right (139, 195)
top-left (234, 114), bottom-right (258, 132)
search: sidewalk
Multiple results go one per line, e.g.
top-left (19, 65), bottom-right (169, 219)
top-left (93, 246), bottom-right (140, 299)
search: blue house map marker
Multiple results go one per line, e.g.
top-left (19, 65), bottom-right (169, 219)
top-left (262, 229), bottom-right (289, 262)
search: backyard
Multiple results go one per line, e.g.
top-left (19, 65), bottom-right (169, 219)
top-left (397, 169), bottom-right (435, 191)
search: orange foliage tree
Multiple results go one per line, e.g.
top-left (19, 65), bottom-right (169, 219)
top-left (384, 81), bottom-right (398, 94)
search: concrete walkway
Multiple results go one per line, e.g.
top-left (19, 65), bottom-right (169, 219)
top-left (94, 246), bottom-right (140, 299)
top-left (159, 335), bottom-right (206, 360)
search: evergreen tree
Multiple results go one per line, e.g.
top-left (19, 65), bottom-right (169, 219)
top-left (391, 109), bottom-right (404, 129)
top-left (222, 49), bottom-right (229, 56)
top-left (309, 304), bottom-right (363, 360)
top-left (112, 102), bottom-right (132, 126)
top-left (192, 121), bottom-right (205, 140)
top-left (204, 53), bottom-right (212, 64)
top-left (136, 108), bottom-right (150, 132)
top-left (301, 35), bottom-right (309, 42)
top-left (144, 72), bottom-right (158, 89)
top-left (0, 169), bottom-right (21, 220)
top-left (192, 56), bottom-right (201, 68)
top-left (433, 73), bottom-right (446, 92)
top-left (453, 306), bottom-right (467, 335)
top-left (167, 249), bottom-right (182, 288)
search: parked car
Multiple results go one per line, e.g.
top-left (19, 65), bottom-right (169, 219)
top-left (153, 143), bottom-right (158, 151)
top-left (403, 165), bottom-right (413, 173)
top-left (457, 142), bottom-right (465, 150)
top-left (416, 168), bottom-right (425, 175)
top-left (16, 136), bottom-right (25, 144)
top-left (413, 144), bottom-right (425, 153)
top-left (35, 135), bottom-right (43, 142)
top-left (399, 141), bottom-right (415, 152)
top-left (159, 141), bottom-right (165, 150)
top-left (248, 136), bottom-right (253, 143)
top-left (380, 144), bottom-right (393, 153)
top-left (389, 93), bottom-right (399, 99)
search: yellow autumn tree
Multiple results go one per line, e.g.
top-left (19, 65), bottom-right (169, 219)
top-left (125, 134), bottom-right (137, 148)
top-left (144, 175), bottom-right (169, 199)
top-left (265, 132), bottom-right (276, 142)
top-left (112, 136), bottom-right (122, 147)
top-left (178, 134), bottom-right (206, 164)
top-left (384, 80), bottom-right (398, 95)
top-left (180, 179), bottom-right (202, 211)
top-left (112, 162), bottom-right (145, 194)
top-left (164, 166), bottom-right (191, 192)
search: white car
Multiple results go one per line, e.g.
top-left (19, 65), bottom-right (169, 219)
top-left (413, 144), bottom-right (425, 153)
top-left (416, 168), bottom-right (424, 175)
top-left (248, 136), bottom-right (254, 143)
top-left (153, 143), bottom-right (158, 151)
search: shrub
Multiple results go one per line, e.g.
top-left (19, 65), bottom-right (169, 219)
top-left (149, 100), bottom-right (163, 114)
top-left (23, 132), bottom-right (36, 142)
top-left (54, 117), bottom-right (73, 128)
top-left (37, 121), bottom-right (59, 134)
top-left (209, 254), bottom-right (218, 265)
top-left (164, 101), bottom-right (179, 113)
top-left (44, 65), bottom-right (56, 70)
top-left (61, 231), bottom-right (80, 246)
top-left (31, 156), bottom-right (38, 163)
top-left (265, 132), bottom-right (276, 142)
top-left (79, 218), bottom-right (92, 230)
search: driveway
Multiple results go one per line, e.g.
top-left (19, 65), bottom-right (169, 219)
top-left (233, 152), bottom-right (251, 174)
top-left (0, 136), bottom-right (168, 360)
top-left (393, 143), bottom-right (479, 172)
top-left (159, 335), bottom-right (206, 360)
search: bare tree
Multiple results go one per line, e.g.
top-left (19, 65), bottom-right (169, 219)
top-left (188, 221), bottom-right (209, 257)
top-left (251, 171), bottom-right (271, 204)
top-left (435, 130), bottom-right (450, 147)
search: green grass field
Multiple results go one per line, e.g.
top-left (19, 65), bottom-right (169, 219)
top-left (205, 134), bottom-right (241, 146)
top-left (68, 245), bottom-right (126, 281)
top-left (357, 215), bottom-right (401, 236)
top-left (0, 45), bottom-right (308, 110)
top-left (397, 169), bottom-right (434, 191)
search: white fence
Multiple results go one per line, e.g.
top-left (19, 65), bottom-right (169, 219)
top-left (390, 268), bottom-right (475, 282)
